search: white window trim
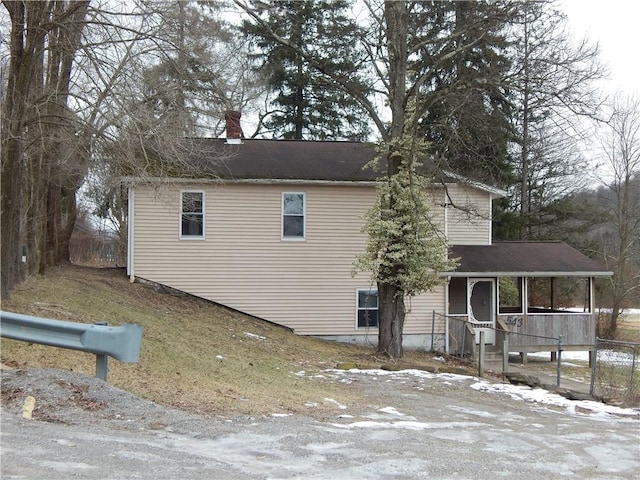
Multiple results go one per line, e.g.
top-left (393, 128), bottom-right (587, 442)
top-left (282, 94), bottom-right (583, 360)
top-left (281, 192), bottom-right (306, 241)
top-left (356, 288), bottom-right (378, 330)
top-left (179, 190), bottom-right (205, 240)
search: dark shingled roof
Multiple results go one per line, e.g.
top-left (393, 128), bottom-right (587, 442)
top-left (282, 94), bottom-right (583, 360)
top-left (450, 241), bottom-right (611, 277)
top-left (180, 138), bottom-right (494, 189)
top-left (189, 138), bottom-right (380, 182)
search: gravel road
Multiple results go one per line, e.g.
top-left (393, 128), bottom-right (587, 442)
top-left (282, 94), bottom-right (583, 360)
top-left (1, 367), bottom-right (639, 479)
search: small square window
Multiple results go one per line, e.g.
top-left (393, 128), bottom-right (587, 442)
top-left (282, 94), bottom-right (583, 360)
top-left (282, 193), bottom-right (305, 239)
top-left (357, 289), bottom-right (378, 328)
top-left (181, 191), bottom-right (204, 238)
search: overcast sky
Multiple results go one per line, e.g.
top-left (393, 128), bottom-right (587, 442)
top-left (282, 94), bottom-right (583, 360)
top-left (561, 0), bottom-right (638, 96)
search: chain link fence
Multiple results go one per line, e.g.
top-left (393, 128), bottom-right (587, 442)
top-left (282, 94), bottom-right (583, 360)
top-left (590, 337), bottom-right (640, 407)
top-left (435, 312), bottom-right (640, 403)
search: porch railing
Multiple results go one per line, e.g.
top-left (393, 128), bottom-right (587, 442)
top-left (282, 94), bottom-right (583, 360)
top-left (499, 312), bottom-right (594, 350)
top-left (434, 311), bottom-right (564, 386)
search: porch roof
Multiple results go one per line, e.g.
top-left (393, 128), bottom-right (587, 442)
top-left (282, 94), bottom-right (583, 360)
top-left (449, 241), bottom-right (612, 277)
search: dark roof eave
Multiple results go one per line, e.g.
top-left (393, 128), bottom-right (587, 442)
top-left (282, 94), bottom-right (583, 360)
top-left (120, 176), bottom-right (379, 187)
top-left (448, 242), bottom-right (612, 276)
top-left (444, 271), bottom-right (613, 277)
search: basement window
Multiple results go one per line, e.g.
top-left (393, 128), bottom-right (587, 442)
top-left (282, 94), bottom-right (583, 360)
top-left (357, 289), bottom-right (378, 328)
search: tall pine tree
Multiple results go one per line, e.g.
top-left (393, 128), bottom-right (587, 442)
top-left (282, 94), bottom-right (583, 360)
top-left (411, 1), bottom-right (515, 186)
top-left (242, 0), bottom-right (371, 140)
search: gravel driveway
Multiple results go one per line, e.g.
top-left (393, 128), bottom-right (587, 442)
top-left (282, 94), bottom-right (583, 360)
top-left (1, 367), bottom-right (639, 479)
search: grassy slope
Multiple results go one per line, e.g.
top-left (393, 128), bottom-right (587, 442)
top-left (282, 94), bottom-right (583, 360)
top-left (1, 265), bottom-right (455, 416)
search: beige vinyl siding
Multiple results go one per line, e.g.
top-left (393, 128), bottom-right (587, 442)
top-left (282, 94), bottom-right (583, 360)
top-left (404, 284), bottom-right (446, 334)
top-left (445, 184), bottom-right (492, 245)
top-left (131, 182), bottom-right (450, 336)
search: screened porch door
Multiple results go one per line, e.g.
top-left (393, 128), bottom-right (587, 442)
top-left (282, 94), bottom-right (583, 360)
top-left (469, 279), bottom-right (495, 345)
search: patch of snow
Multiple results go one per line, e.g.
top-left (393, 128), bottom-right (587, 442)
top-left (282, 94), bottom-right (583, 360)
top-left (331, 420), bottom-right (488, 431)
top-left (526, 350), bottom-right (639, 368)
top-left (243, 332), bottom-right (266, 340)
top-left (378, 406), bottom-right (407, 416)
top-left (326, 367), bottom-right (640, 420)
top-left (326, 368), bottom-right (470, 383)
top-left (323, 398), bottom-right (348, 410)
top-left (470, 380), bottom-right (639, 419)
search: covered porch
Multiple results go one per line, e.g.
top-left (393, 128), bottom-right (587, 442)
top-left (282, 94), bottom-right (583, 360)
top-left (444, 241), bottom-right (612, 361)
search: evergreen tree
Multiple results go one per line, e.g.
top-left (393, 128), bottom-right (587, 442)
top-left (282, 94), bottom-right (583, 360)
top-left (242, 0), bottom-right (371, 140)
top-left (411, 1), bottom-right (515, 186)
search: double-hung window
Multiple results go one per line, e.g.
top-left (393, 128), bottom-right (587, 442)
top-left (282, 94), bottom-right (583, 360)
top-left (282, 192), bottom-right (305, 240)
top-left (357, 289), bottom-right (378, 328)
top-left (180, 191), bottom-right (204, 238)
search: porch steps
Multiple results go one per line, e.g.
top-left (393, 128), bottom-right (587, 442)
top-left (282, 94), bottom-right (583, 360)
top-left (480, 346), bottom-right (506, 372)
top-left (482, 346), bottom-right (504, 361)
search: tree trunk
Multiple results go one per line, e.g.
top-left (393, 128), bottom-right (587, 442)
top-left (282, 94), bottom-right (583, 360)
top-left (1, 1), bottom-right (49, 297)
top-left (377, 282), bottom-right (406, 358)
top-left (1, 135), bottom-right (24, 298)
top-left (2, 1), bottom-right (89, 294)
top-left (374, 2), bottom-right (410, 358)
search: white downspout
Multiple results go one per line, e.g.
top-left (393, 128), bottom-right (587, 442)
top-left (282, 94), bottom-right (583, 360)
top-left (127, 186), bottom-right (134, 281)
top-left (488, 195), bottom-right (493, 244)
top-left (443, 189), bottom-right (449, 239)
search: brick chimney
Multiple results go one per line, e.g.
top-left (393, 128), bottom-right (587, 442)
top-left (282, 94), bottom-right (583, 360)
top-left (225, 110), bottom-right (243, 144)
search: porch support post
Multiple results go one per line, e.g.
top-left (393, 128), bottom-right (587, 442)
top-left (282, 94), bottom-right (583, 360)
top-left (521, 276), bottom-right (529, 364)
top-left (589, 276), bottom-right (596, 336)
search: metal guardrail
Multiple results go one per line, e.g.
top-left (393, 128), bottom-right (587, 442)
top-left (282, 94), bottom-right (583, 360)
top-left (0, 310), bottom-right (143, 381)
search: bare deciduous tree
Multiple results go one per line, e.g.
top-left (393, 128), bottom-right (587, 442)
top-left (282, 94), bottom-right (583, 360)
top-left (2, 0), bottom-right (90, 297)
top-left (506, 0), bottom-right (606, 239)
top-left (595, 94), bottom-right (640, 334)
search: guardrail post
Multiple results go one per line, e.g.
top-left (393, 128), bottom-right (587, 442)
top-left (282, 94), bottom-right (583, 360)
top-left (96, 354), bottom-right (108, 380)
top-left (94, 321), bottom-right (109, 380)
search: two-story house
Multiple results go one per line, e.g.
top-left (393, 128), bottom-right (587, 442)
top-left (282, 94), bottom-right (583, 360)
top-left (125, 118), bottom-right (610, 355)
